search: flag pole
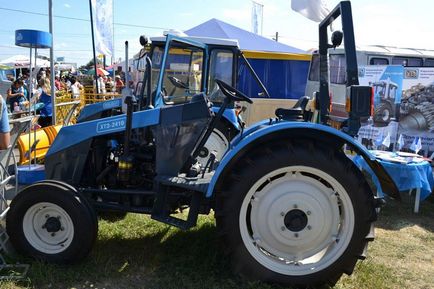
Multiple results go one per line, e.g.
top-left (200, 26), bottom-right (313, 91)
top-left (112, 0), bottom-right (115, 82)
top-left (89, 0), bottom-right (99, 93)
top-left (261, 2), bottom-right (263, 36)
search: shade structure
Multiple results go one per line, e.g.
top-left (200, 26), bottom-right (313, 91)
top-left (185, 18), bottom-right (304, 53)
top-left (87, 67), bottom-right (109, 76)
top-left (15, 30), bottom-right (52, 49)
top-left (0, 64), bottom-right (14, 70)
top-left (0, 55), bottom-right (50, 68)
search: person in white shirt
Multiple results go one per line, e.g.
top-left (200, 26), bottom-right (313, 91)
top-left (70, 76), bottom-right (83, 99)
top-left (97, 75), bottom-right (106, 94)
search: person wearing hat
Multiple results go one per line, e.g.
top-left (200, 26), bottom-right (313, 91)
top-left (115, 75), bottom-right (124, 94)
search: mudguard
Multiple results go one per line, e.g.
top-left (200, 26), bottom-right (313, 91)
top-left (76, 98), bottom-right (123, 123)
top-left (206, 120), bottom-right (399, 199)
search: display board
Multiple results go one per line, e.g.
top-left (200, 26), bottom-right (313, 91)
top-left (357, 65), bottom-right (434, 156)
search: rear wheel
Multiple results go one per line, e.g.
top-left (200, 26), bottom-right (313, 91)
top-left (374, 102), bottom-right (393, 124)
top-left (215, 140), bottom-right (376, 288)
top-left (7, 183), bottom-right (97, 263)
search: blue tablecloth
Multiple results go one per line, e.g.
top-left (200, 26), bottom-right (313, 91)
top-left (353, 155), bottom-right (434, 200)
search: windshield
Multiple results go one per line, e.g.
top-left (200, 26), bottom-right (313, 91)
top-left (374, 83), bottom-right (386, 97)
top-left (389, 85), bottom-right (397, 98)
top-left (208, 49), bottom-right (234, 103)
top-left (308, 54), bottom-right (320, 81)
top-left (157, 41), bottom-right (204, 105)
top-left (329, 54), bottom-right (346, 84)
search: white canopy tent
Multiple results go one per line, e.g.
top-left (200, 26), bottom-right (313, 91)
top-left (54, 63), bottom-right (76, 73)
top-left (0, 55), bottom-right (50, 68)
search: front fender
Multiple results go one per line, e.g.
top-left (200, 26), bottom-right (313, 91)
top-left (207, 121), bottom-right (399, 199)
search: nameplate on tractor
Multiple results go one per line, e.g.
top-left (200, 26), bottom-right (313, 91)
top-left (96, 117), bottom-right (126, 133)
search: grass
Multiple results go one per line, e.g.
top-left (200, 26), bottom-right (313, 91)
top-left (1, 194), bottom-right (433, 289)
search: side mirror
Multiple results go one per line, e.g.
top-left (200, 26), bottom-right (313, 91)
top-left (139, 35), bottom-right (149, 47)
top-left (331, 30), bottom-right (343, 48)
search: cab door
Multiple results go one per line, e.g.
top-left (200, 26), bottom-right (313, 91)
top-left (154, 35), bottom-right (208, 108)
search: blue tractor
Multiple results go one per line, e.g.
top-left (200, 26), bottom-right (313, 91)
top-left (74, 34), bottom-right (265, 167)
top-left (6, 2), bottom-right (398, 288)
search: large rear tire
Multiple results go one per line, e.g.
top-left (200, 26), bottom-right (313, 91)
top-left (374, 102), bottom-right (393, 125)
top-left (6, 182), bottom-right (97, 263)
top-left (215, 140), bottom-right (376, 288)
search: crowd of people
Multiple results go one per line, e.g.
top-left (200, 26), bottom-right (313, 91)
top-left (1, 68), bottom-right (88, 130)
top-left (0, 66), bottom-right (130, 149)
top-left (95, 71), bottom-right (126, 94)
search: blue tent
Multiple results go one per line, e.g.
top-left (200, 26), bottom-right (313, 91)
top-left (185, 19), bottom-right (310, 99)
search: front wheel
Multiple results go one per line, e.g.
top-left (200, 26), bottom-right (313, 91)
top-left (215, 140), bottom-right (376, 288)
top-left (7, 182), bottom-right (97, 263)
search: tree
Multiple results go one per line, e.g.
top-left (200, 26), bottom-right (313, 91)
top-left (78, 58), bottom-right (102, 71)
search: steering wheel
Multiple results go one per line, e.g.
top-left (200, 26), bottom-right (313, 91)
top-left (168, 76), bottom-right (189, 89)
top-left (215, 79), bottom-right (253, 104)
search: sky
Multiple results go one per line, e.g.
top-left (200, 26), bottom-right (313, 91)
top-left (1, 0), bottom-right (434, 66)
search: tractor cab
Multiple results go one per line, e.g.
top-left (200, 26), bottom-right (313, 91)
top-left (134, 34), bottom-right (268, 110)
top-left (147, 35), bottom-right (237, 107)
top-left (372, 78), bottom-right (398, 103)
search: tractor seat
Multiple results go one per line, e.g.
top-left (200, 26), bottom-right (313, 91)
top-left (275, 96), bottom-right (310, 121)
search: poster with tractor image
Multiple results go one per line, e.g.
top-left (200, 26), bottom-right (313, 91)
top-left (357, 65), bottom-right (404, 150)
top-left (398, 67), bottom-right (434, 156)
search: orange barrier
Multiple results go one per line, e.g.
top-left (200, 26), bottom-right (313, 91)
top-left (17, 128), bottom-right (52, 165)
top-left (16, 89), bottom-right (121, 164)
top-left (43, 125), bottom-right (62, 143)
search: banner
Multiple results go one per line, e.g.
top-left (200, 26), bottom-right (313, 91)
top-left (91, 0), bottom-right (114, 57)
top-left (398, 67), bottom-right (434, 155)
top-left (356, 65), bottom-right (434, 156)
top-left (291, 0), bottom-right (330, 22)
top-left (357, 65), bottom-right (404, 150)
top-left (251, 1), bottom-right (263, 35)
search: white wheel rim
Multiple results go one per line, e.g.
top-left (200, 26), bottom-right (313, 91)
top-left (382, 108), bottom-right (390, 121)
top-left (23, 202), bottom-right (74, 254)
top-left (239, 166), bottom-right (355, 276)
top-left (198, 128), bottom-right (229, 167)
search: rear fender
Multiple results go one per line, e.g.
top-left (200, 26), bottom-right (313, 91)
top-left (207, 121), bottom-right (399, 199)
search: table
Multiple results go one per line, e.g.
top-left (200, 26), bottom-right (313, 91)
top-left (353, 153), bottom-right (434, 213)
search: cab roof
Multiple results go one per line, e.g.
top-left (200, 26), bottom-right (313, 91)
top-left (150, 36), bottom-right (239, 48)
